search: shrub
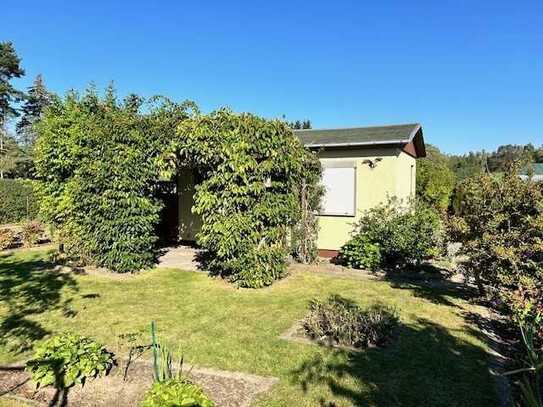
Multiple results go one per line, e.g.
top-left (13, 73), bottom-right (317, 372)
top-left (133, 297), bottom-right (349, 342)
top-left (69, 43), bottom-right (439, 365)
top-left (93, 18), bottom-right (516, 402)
top-left (450, 165), bottom-right (543, 297)
top-left (34, 88), bottom-right (194, 272)
top-left (176, 109), bottom-right (321, 288)
top-left (302, 295), bottom-right (399, 348)
top-left (339, 198), bottom-right (441, 270)
top-left (336, 233), bottom-right (381, 270)
top-left (0, 228), bottom-right (17, 250)
top-left (141, 378), bottom-right (214, 407)
top-left (0, 179), bottom-right (39, 224)
top-left (26, 332), bottom-right (115, 389)
top-left (508, 280), bottom-right (543, 339)
top-left (21, 220), bottom-right (44, 247)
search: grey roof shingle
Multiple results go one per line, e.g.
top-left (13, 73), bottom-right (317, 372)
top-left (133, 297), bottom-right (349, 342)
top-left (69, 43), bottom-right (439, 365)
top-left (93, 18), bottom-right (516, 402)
top-left (294, 123), bottom-right (422, 148)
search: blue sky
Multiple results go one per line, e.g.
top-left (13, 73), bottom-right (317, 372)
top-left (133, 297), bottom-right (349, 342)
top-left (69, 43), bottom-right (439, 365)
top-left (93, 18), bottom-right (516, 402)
top-left (3, 0), bottom-right (542, 154)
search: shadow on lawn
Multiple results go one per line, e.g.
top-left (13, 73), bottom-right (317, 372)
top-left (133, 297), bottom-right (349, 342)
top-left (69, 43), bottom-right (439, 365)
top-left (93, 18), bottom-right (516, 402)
top-left (382, 263), bottom-right (477, 307)
top-left (0, 252), bottom-right (78, 356)
top-left (292, 317), bottom-right (496, 407)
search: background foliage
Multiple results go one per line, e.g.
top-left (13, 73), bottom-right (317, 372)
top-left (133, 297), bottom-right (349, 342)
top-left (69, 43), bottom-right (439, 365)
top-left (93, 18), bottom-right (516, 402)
top-left (34, 87), bottom-right (194, 272)
top-left (176, 109), bottom-right (321, 288)
top-left (0, 178), bottom-right (39, 223)
top-left (417, 144), bottom-right (456, 212)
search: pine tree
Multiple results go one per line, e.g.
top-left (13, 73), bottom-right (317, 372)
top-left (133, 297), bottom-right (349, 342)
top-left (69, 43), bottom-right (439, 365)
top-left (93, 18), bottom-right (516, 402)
top-left (16, 74), bottom-right (53, 150)
top-left (0, 41), bottom-right (25, 126)
top-left (0, 42), bottom-right (25, 178)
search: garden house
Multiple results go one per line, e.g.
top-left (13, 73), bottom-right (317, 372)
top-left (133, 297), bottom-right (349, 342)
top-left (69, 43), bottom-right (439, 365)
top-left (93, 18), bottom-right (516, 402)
top-left (176, 123), bottom-right (426, 256)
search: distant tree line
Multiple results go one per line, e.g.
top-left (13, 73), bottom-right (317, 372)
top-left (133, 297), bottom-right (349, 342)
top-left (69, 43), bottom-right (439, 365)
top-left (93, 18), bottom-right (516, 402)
top-left (285, 119), bottom-right (312, 129)
top-left (417, 142), bottom-right (543, 213)
top-left (0, 41), bottom-right (54, 179)
top-left (448, 144), bottom-right (543, 180)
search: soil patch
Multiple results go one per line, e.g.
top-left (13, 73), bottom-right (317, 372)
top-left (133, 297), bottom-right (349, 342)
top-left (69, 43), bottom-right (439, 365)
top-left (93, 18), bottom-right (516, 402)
top-left (0, 361), bottom-right (278, 407)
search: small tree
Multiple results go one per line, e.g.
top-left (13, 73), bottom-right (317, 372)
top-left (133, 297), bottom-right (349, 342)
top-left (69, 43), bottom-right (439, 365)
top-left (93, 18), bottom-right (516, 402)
top-left (175, 109), bottom-right (321, 287)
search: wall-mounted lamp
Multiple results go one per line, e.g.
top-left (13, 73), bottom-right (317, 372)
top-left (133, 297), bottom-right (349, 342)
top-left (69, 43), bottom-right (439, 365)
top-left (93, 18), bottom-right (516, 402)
top-left (362, 158), bottom-right (382, 169)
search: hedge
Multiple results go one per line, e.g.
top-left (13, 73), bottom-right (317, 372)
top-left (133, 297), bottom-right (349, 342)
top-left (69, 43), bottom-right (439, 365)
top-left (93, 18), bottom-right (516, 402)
top-left (0, 179), bottom-right (39, 224)
top-left (34, 88), bottom-right (193, 272)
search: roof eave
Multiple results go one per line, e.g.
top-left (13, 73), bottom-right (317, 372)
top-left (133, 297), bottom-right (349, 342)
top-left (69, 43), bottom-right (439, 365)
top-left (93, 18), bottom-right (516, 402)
top-left (304, 139), bottom-right (411, 149)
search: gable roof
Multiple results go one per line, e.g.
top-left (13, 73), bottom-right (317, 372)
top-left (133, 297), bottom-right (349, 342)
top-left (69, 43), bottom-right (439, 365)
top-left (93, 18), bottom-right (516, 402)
top-left (294, 123), bottom-right (426, 157)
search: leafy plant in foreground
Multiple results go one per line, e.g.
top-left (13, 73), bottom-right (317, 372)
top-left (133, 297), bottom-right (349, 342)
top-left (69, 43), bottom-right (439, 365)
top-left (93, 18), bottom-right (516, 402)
top-left (504, 323), bottom-right (543, 407)
top-left (26, 332), bottom-right (115, 389)
top-left (150, 320), bottom-right (183, 383)
top-left (143, 322), bottom-right (214, 406)
top-left (141, 378), bottom-right (214, 407)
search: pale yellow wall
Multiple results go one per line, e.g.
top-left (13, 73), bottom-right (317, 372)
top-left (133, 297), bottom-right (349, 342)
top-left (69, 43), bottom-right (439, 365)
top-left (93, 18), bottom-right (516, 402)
top-left (316, 148), bottom-right (416, 251)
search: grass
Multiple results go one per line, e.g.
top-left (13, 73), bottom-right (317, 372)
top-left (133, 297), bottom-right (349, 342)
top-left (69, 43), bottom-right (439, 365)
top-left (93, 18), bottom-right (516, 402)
top-left (0, 249), bottom-right (497, 406)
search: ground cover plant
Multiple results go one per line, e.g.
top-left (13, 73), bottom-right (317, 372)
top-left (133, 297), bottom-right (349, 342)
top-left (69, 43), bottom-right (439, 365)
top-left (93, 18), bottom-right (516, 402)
top-left (338, 198), bottom-right (442, 270)
top-left (175, 109), bottom-right (321, 288)
top-left (302, 295), bottom-right (399, 348)
top-left (0, 249), bottom-right (497, 406)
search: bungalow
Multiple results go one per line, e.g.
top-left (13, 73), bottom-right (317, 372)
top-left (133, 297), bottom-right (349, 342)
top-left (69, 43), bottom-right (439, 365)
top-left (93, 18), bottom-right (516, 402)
top-left (175, 123), bottom-right (426, 257)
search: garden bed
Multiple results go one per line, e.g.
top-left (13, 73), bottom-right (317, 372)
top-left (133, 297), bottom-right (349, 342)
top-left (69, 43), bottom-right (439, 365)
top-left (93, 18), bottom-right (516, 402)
top-left (0, 361), bottom-right (278, 407)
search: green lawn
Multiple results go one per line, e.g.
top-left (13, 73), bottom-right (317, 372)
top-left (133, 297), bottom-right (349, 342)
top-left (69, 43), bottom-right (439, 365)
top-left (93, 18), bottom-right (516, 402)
top-left (0, 249), bottom-right (497, 406)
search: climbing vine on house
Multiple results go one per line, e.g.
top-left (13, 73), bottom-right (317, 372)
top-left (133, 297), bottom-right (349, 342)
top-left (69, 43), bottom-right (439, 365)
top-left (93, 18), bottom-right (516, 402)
top-left (175, 109), bottom-right (322, 288)
top-left (34, 86), bottom-right (196, 272)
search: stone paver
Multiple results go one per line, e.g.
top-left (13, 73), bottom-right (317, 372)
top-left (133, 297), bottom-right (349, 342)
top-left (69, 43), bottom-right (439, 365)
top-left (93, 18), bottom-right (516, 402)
top-left (156, 245), bottom-right (204, 271)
